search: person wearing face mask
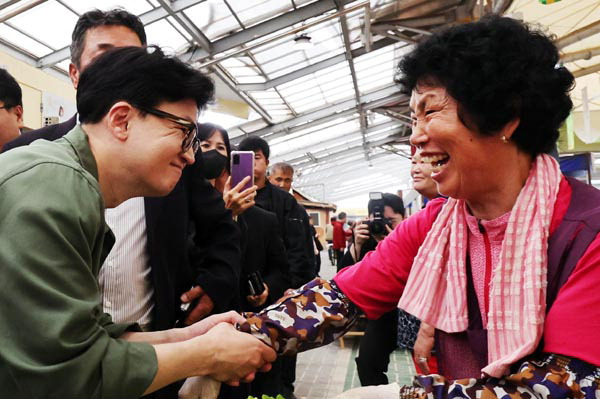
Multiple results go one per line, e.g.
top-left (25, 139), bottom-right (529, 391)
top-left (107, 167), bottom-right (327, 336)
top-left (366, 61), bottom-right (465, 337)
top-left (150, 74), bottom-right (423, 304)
top-left (197, 123), bottom-right (291, 398)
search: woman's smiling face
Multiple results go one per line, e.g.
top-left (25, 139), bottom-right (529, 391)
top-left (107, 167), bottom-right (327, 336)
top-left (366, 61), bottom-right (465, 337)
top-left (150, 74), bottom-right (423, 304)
top-left (409, 84), bottom-right (500, 201)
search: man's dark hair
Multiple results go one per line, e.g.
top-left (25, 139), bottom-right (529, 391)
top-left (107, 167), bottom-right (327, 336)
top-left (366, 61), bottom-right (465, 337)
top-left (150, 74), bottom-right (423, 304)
top-left (396, 15), bottom-right (574, 156)
top-left (238, 136), bottom-right (270, 159)
top-left (369, 193), bottom-right (405, 217)
top-left (77, 46), bottom-right (214, 124)
top-left (338, 212), bottom-right (347, 220)
top-left (70, 8), bottom-right (147, 67)
top-left (0, 69), bottom-right (22, 108)
top-left (330, 216), bottom-right (337, 222)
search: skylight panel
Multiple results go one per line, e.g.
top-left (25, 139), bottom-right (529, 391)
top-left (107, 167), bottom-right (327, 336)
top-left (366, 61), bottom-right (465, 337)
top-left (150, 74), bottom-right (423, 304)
top-left (0, 23), bottom-right (53, 57)
top-left (145, 19), bottom-right (188, 53)
top-left (226, 0), bottom-right (294, 28)
top-left (9, 1), bottom-right (77, 49)
top-left (61, 0), bottom-right (153, 15)
top-left (184, 1), bottom-right (242, 41)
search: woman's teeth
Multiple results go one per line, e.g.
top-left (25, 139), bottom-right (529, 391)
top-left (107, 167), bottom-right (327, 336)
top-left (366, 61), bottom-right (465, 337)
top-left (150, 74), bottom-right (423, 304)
top-left (421, 154), bottom-right (449, 173)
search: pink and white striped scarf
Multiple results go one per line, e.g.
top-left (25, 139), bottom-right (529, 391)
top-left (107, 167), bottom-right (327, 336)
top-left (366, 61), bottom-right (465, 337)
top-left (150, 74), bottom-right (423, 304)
top-left (398, 154), bottom-right (562, 377)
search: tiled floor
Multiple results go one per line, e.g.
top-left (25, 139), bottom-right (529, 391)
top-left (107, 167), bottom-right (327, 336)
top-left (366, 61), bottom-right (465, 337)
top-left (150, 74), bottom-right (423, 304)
top-left (292, 253), bottom-right (416, 399)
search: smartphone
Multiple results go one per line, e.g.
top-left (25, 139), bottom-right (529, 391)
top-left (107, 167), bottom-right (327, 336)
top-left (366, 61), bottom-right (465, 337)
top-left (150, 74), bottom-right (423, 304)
top-left (231, 151), bottom-right (254, 191)
top-left (246, 270), bottom-right (265, 296)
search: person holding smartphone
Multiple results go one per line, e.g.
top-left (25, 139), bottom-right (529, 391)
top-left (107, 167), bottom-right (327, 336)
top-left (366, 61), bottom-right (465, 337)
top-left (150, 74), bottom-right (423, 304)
top-left (197, 123), bottom-right (291, 398)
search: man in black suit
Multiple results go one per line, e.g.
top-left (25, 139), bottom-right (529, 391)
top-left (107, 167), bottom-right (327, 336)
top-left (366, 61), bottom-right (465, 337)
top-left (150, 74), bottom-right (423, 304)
top-left (2, 10), bottom-right (241, 398)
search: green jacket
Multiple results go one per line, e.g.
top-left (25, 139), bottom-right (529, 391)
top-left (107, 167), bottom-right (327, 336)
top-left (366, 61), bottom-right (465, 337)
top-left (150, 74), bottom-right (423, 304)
top-left (0, 126), bottom-right (157, 398)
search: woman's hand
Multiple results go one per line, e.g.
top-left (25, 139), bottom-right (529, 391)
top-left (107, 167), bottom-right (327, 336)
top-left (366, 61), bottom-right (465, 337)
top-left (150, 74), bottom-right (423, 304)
top-left (246, 283), bottom-right (269, 308)
top-left (183, 311), bottom-right (246, 340)
top-left (223, 176), bottom-right (257, 217)
top-left (413, 322), bottom-right (435, 374)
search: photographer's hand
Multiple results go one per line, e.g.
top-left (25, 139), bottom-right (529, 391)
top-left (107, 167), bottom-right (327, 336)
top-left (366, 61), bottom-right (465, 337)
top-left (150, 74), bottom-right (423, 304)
top-left (351, 221), bottom-right (370, 262)
top-left (247, 283), bottom-right (269, 307)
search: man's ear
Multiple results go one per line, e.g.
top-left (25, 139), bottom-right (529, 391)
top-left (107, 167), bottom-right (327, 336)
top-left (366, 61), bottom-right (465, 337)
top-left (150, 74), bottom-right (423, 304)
top-left (68, 63), bottom-right (80, 89)
top-left (106, 101), bottom-right (134, 141)
top-left (13, 105), bottom-right (24, 128)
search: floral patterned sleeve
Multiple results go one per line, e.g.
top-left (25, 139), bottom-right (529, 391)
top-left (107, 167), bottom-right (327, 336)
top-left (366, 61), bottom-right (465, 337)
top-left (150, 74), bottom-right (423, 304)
top-left (237, 277), bottom-right (361, 355)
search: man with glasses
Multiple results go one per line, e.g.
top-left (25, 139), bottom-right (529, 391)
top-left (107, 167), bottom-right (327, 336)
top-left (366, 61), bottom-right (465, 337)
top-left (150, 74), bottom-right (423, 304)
top-left (0, 68), bottom-right (23, 151)
top-left (0, 45), bottom-right (276, 399)
top-left (3, 8), bottom-right (242, 383)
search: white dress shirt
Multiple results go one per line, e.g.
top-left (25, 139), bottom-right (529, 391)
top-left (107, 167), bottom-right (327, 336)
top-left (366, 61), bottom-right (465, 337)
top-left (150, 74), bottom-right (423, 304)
top-left (99, 197), bottom-right (153, 328)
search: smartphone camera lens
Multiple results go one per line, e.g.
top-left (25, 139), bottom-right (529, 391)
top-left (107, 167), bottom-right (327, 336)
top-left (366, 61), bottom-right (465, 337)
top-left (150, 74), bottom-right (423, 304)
top-left (233, 154), bottom-right (239, 164)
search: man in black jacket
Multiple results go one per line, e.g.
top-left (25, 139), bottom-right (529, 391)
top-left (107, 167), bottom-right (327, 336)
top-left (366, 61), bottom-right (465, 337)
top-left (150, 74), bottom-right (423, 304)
top-left (238, 136), bottom-right (315, 398)
top-left (2, 10), bottom-right (241, 398)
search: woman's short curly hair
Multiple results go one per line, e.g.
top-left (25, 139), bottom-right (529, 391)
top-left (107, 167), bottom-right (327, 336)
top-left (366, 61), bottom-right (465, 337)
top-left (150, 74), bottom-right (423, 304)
top-left (396, 15), bottom-right (574, 156)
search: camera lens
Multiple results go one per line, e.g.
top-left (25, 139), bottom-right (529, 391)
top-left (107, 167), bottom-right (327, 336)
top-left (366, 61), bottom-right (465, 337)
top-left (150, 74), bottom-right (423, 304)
top-left (233, 154), bottom-right (239, 164)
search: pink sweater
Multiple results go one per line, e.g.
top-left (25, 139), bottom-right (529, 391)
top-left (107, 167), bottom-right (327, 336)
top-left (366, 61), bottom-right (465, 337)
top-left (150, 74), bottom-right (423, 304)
top-left (335, 177), bottom-right (600, 367)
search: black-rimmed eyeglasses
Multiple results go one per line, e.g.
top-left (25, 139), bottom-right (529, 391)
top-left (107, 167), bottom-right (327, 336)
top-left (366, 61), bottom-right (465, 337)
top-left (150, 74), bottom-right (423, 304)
top-left (135, 105), bottom-right (199, 153)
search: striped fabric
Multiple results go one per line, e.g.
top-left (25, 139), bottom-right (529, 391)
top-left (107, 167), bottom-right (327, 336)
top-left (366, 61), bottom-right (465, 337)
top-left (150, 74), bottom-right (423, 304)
top-left (398, 154), bottom-right (561, 377)
top-left (99, 197), bottom-right (153, 326)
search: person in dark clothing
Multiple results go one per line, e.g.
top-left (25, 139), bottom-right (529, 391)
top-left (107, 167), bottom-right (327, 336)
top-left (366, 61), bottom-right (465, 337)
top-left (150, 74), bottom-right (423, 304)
top-left (238, 135), bottom-right (315, 399)
top-left (197, 123), bottom-right (291, 398)
top-left (309, 216), bottom-right (324, 276)
top-left (339, 193), bottom-right (405, 387)
top-left (238, 136), bottom-right (315, 290)
top-left (0, 68), bottom-right (24, 150)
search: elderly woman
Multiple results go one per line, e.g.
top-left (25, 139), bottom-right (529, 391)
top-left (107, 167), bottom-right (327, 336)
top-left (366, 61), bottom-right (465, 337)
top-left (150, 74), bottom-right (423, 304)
top-left (239, 15), bottom-right (600, 398)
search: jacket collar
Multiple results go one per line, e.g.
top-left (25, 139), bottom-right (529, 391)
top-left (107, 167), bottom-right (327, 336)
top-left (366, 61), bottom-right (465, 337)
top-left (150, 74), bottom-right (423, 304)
top-left (62, 124), bottom-right (99, 181)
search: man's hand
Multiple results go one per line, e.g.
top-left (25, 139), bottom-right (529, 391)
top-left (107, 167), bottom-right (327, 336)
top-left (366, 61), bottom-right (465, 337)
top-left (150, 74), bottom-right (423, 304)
top-left (354, 221), bottom-right (370, 247)
top-left (246, 283), bottom-right (269, 307)
top-left (184, 311), bottom-right (246, 340)
top-left (198, 323), bottom-right (276, 385)
top-left (181, 285), bottom-right (215, 325)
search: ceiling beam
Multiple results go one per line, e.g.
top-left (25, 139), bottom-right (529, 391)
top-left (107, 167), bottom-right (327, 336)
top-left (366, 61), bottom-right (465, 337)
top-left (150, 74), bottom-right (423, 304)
top-left (0, 0), bottom-right (46, 23)
top-left (274, 119), bottom-right (401, 160)
top-left (572, 62), bottom-right (600, 78)
top-left (561, 46), bottom-right (600, 63)
top-left (156, 0), bottom-right (212, 53)
top-left (297, 157), bottom-right (402, 187)
top-left (36, 0), bottom-right (206, 68)
top-left (292, 134), bottom-right (404, 169)
top-left (231, 84), bottom-right (407, 143)
top-left (555, 20), bottom-right (600, 50)
top-left (210, 64), bottom-right (274, 124)
top-left (0, 39), bottom-right (70, 82)
top-left (337, 0), bottom-right (369, 163)
top-left (182, 0), bottom-right (349, 63)
top-left (296, 152), bottom-right (405, 187)
top-left (236, 37), bottom-right (398, 91)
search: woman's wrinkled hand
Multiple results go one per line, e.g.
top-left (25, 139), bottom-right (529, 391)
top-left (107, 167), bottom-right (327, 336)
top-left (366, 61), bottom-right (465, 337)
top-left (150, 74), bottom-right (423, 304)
top-left (413, 322), bottom-right (435, 374)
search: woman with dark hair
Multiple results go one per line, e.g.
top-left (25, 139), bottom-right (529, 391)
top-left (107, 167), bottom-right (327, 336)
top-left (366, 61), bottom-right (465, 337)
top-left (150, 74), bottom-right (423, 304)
top-left (196, 123), bottom-right (291, 398)
top-left (237, 15), bottom-right (600, 398)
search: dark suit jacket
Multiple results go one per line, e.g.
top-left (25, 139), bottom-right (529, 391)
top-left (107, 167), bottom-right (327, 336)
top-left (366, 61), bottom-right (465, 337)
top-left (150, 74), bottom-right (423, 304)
top-left (2, 117), bottom-right (241, 329)
top-left (237, 206), bottom-right (290, 311)
top-left (3, 115), bottom-right (78, 150)
top-left (255, 181), bottom-right (316, 288)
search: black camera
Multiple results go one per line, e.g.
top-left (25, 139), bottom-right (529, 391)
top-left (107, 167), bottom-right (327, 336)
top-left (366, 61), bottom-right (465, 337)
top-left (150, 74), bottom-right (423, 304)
top-left (247, 271), bottom-right (265, 296)
top-left (366, 192), bottom-right (392, 236)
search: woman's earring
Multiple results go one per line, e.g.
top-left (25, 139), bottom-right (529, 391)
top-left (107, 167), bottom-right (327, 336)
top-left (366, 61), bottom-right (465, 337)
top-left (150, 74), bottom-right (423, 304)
top-left (501, 135), bottom-right (508, 143)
